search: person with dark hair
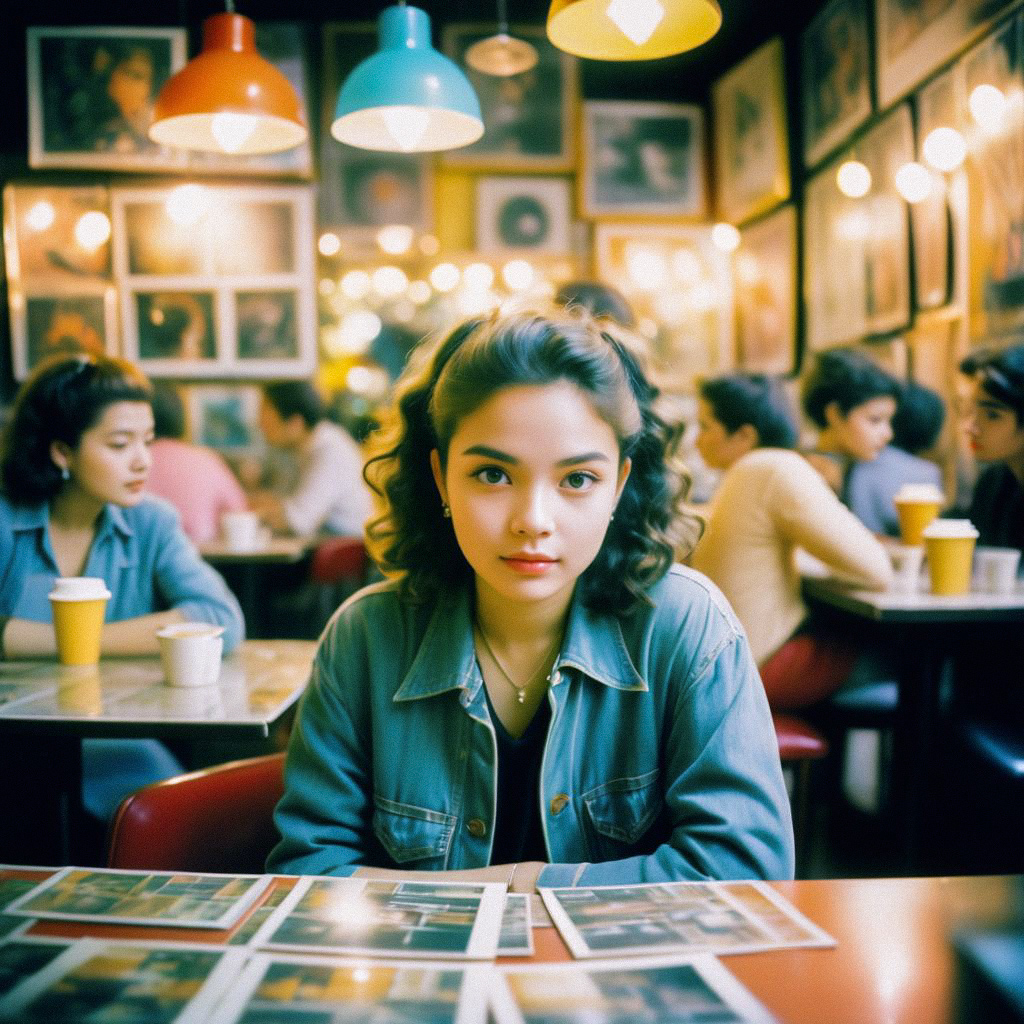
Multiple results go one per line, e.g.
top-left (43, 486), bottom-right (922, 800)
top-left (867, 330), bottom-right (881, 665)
top-left (960, 343), bottom-right (1024, 552)
top-left (268, 310), bottom-right (794, 886)
top-left (0, 354), bottom-right (244, 821)
top-left (146, 383), bottom-right (248, 544)
top-left (844, 380), bottom-right (947, 536)
top-left (250, 381), bottom-right (372, 539)
top-left (801, 348), bottom-right (902, 499)
top-left (691, 374), bottom-right (891, 705)
top-left (555, 281), bottom-right (636, 329)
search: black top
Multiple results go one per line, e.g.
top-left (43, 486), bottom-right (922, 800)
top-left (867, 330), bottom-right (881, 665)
top-left (970, 463), bottom-right (1024, 552)
top-left (483, 684), bottom-right (551, 865)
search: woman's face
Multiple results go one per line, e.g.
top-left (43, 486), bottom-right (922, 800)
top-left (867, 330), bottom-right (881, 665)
top-left (825, 396), bottom-right (896, 461)
top-left (695, 399), bottom-right (755, 470)
top-left (963, 378), bottom-right (1024, 464)
top-left (107, 50), bottom-right (154, 118)
top-left (432, 381), bottom-right (631, 620)
top-left (56, 400), bottom-right (154, 508)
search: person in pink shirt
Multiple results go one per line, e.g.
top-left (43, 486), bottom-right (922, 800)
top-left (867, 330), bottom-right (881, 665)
top-left (147, 383), bottom-right (248, 544)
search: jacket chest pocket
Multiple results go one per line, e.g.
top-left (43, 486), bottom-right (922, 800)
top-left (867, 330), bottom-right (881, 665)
top-left (582, 769), bottom-right (663, 860)
top-left (372, 795), bottom-right (456, 869)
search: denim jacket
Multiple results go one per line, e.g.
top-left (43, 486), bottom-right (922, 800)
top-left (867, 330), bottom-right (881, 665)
top-left (269, 565), bottom-right (794, 885)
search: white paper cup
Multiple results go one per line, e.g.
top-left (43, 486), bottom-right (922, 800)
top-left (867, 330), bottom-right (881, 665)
top-left (974, 546), bottom-right (1022, 596)
top-left (888, 545), bottom-right (925, 596)
top-left (156, 623), bottom-right (224, 688)
top-left (221, 511), bottom-right (262, 551)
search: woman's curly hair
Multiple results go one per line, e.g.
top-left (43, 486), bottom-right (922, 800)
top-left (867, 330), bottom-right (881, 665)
top-left (364, 309), bottom-right (701, 615)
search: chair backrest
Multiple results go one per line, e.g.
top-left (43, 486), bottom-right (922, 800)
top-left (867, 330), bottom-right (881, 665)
top-left (309, 537), bottom-right (368, 584)
top-left (106, 752), bottom-right (286, 874)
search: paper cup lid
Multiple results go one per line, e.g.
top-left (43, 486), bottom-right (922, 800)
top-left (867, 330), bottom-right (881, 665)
top-left (49, 577), bottom-right (112, 601)
top-left (894, 483), bottom-right (944, 503)
top-left (922, 518), bottom-right (979, 539)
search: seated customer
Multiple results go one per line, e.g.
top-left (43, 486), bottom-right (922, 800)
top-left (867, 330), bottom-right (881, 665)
top-left (801, 349), bottom-right (901, 502)
top-left (147, 383), bottom-right (248, 544)
top-left (250, 382), bottom-right (372, 539)
top-left (690, 374), bottom-right (893, 708)
top-left (960, 344), bottom-right (1024, 552)
top-left (0, 354), bottom-right (244, 820)
top-left (845, 380), bottom-right (946, 536)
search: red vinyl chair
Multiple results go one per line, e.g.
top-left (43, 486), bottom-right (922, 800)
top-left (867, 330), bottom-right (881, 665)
top-left (772, 712), bottom-right (829, 876)
top-left (309, 537), bottom-right (369, 586)
top-left (106, 753), bottom-right (285, 874)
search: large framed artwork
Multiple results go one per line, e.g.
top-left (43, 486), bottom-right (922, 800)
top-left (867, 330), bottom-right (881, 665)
top-left (320, 23), bottom-right (433, 234)
top-left (581, 101), bottom-right (706, 219)
top-left (110, 184), bottom-right (316, 377)
top-left (711, 38), bottom-right (791, 225)
top-left (476, 177), bottom-right (572, 253)
top-left (964, 12), bottom-right (1024, 343)
top-left (858, 104), bottom-right (914, 336)
top-left (875, 0), bottom-right (1016, 109)
top-left (27, 27), bottom-right (186, 172)
top-left (801, 0), bottom-right (872, 169)
top-left (441, 24), bottom-right (578, 172)
top-left (594, 223), bottom-right (733, 389)
top-left (3, 183), bottom-right (119, 379)
top-left (735, 206), bottom-right (798, 375)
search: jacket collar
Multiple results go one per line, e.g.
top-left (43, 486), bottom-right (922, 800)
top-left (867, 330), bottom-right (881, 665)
top-left (9, 500), bottom-right (133, 539)
top-left (394, 583), bottom-right (646, 703)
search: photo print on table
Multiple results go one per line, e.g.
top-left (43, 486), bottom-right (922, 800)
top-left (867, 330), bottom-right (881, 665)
top-left (476, 177), bottom-right (572, 253)
top-left (0, 937), bottom-right (73, 998)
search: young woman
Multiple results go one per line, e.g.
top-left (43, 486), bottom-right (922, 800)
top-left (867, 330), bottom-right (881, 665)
top-left (0, 354), bottom-right (244, 819)
top-left (690, 374), bottom-right (892, 708)
top-left (960, 344), bottom-right (1024, 552)
top-left (269, 312), bottom-right (795, 888)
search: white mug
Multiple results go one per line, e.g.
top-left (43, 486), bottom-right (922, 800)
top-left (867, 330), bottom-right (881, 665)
top-left (156, 623), bottom-right (224, 688)
top-left (221, 511), bottom-right (262, 551)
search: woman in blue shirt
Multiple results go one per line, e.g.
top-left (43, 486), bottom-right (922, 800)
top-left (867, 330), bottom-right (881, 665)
top-left (0, 353), bottom-right (244, 819)
top-left (269, 311), bottom-right (794, 889)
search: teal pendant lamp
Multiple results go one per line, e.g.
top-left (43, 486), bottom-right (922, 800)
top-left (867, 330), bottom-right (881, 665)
top-left (331, 4), bottom-right (484, 153)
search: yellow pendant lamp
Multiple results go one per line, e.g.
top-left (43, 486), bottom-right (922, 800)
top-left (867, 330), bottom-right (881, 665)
top-left (149, 2), bottom-right (307, 155)
top-left (547, 0), bottom-right (722, 61)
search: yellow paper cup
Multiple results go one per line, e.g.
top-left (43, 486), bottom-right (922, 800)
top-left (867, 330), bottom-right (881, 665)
top-left (923, 520), bottom-right (978, 596)
top-left (895, 498), bottom-right (942, 546)
top-left (49, 577), bottom-right (111, 666)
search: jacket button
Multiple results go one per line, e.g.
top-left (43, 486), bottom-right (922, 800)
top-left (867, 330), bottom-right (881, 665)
top-left (550, 670), bottom-right (562, 685)
top-left (549, 793), bottom-right (569, 815)
top-left (466, 818), bottom-right (487, 838)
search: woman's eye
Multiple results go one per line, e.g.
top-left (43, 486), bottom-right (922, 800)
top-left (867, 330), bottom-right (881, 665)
top-left (563, 471), bottom-right (597, 491)
top-left (473, 466), bottom-right (509, 485)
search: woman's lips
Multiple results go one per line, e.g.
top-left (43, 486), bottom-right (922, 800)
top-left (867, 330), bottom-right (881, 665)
top-left (501, 556), bottom-right (558, 575)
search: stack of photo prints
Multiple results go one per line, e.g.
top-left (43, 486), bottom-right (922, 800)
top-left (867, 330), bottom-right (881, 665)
top-left (0, 866), bottom-right (835, 1022)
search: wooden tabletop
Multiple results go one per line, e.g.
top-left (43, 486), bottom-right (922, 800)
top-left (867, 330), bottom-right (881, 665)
top-left (199, 537), bottom-right (313, 564)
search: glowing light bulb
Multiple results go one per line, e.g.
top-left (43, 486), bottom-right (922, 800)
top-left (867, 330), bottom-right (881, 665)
top-left (922, 126), bottom-right (966, 172)
top-left (836, 160), bottom-right (871, 198)
top-left (318, 232), bottom-right (342, 257)
top-left (337, 311), bottom-right (382, 354)
top-left (372, 265), bottom-right (409, 298)
top-left (711, 222), bottom-right (741, 252)
top-left (211, 112), bottom-right (259, 153)
top-left (463, 262), bottom-right (495, 291)
top-left (430, 262), bottom-right (461, 293)
top-left (671, 248), bottom-right (702, 285)
top-left (340, 270), bottom-right (371, 300)
top-left (894, 162), bottom-right (932, 203)
top-left (969, 84), bottom-right (1007, 135)
top-left (165, 184), bottom-right (211, 227)
top-left (502, 259), bottom-right (535, 291)
top-left (25, 201), bottom-right (55, 232)
top-left (606, 0), bottom-right (665, 46)
top-left (376, 225), bottom-right (414, 255)
top-left (380, 107), bottom-right (430, 152)
top-left (407, 280), bottom-right (432, 304)
top-left (624, 243), bottom-right (667, 291)
top-left (74, 211), bottom-right (111, 250)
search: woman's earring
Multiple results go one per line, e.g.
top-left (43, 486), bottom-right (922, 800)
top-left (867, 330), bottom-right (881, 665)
top-left (609, 511), bottom-right (615, 521)
top-left (60, 467), bottom-right (70, 482)
top-left (442, 502), bottom-right (452, 518)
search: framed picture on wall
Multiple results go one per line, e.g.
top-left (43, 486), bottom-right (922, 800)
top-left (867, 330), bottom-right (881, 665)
top-left (442, 24), bottom-right (578, 171)
top-left (320, 23), bottom-right (433, 233)
top-left (594, 223), bottom-right (733, 389)
top-left (186, 384), bottom-right (263, 451)
top-left (735, 206), bottom-right (798, 375)
top-left (712, 38), bottom-right (791, 225)
top-left (581, 101), bottom-right (706, 219)
top-left (476, 176), bottom-right (572, 252)
top-left (27, 27), bottom-right (187, 171)
top-left (15, 290), bottom-right (119, 381)
top-left (800, 0), bottom-right (872, 169)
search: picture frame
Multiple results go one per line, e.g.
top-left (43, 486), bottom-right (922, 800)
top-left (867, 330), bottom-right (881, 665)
top-left (712, 37), bottom-right (791, 225)
top-left (442, 24), bottom-right (578, 172)
top-left (14, 290), bottom-right (119, 382)
top-left (801, 0), bottom-right (872, 169)
top-left (111, 184), bottom-right (316, 378)
top-left (594, 223), bottom-right (733, 390)
top-left (320, 23), bottom-right (433, 233)
top-left (875, 0), bottom-right (1016, 109)
top-left (27, 27), bottom-right (187, 172)
top-left (185, 384), bottom-right (263, 452)
top-left (735, 205), bottom-right (798, 375)
top-left (859, 103), bottom-right (914, 336)
top-left (476, 176), bottom-right (572, 252)
top-left (581, 101), bottom-right (707, 220)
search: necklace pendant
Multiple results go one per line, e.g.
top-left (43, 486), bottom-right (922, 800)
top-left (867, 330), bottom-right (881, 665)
top-left (516, 688), bottom-right (526, 704)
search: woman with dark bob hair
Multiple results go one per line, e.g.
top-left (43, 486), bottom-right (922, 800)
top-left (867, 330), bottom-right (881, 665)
top-left (269, 310), bottom-right (794, 888)
top-left (960, 343), bottom-right (1024, 552)
top-left (0, 353), bottom-right (244, 821)
top-left (691, 374), bottom-right (891, 709)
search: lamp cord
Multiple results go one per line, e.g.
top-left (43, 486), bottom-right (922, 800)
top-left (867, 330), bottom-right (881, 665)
top-left (496, 0), bottom-right (509, 33)
top-left (224, 0), bottom-right (235, 11)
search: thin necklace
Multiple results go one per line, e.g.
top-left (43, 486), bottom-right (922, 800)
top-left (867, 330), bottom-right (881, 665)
top-left (474, 621), bottom-right (560, 705)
